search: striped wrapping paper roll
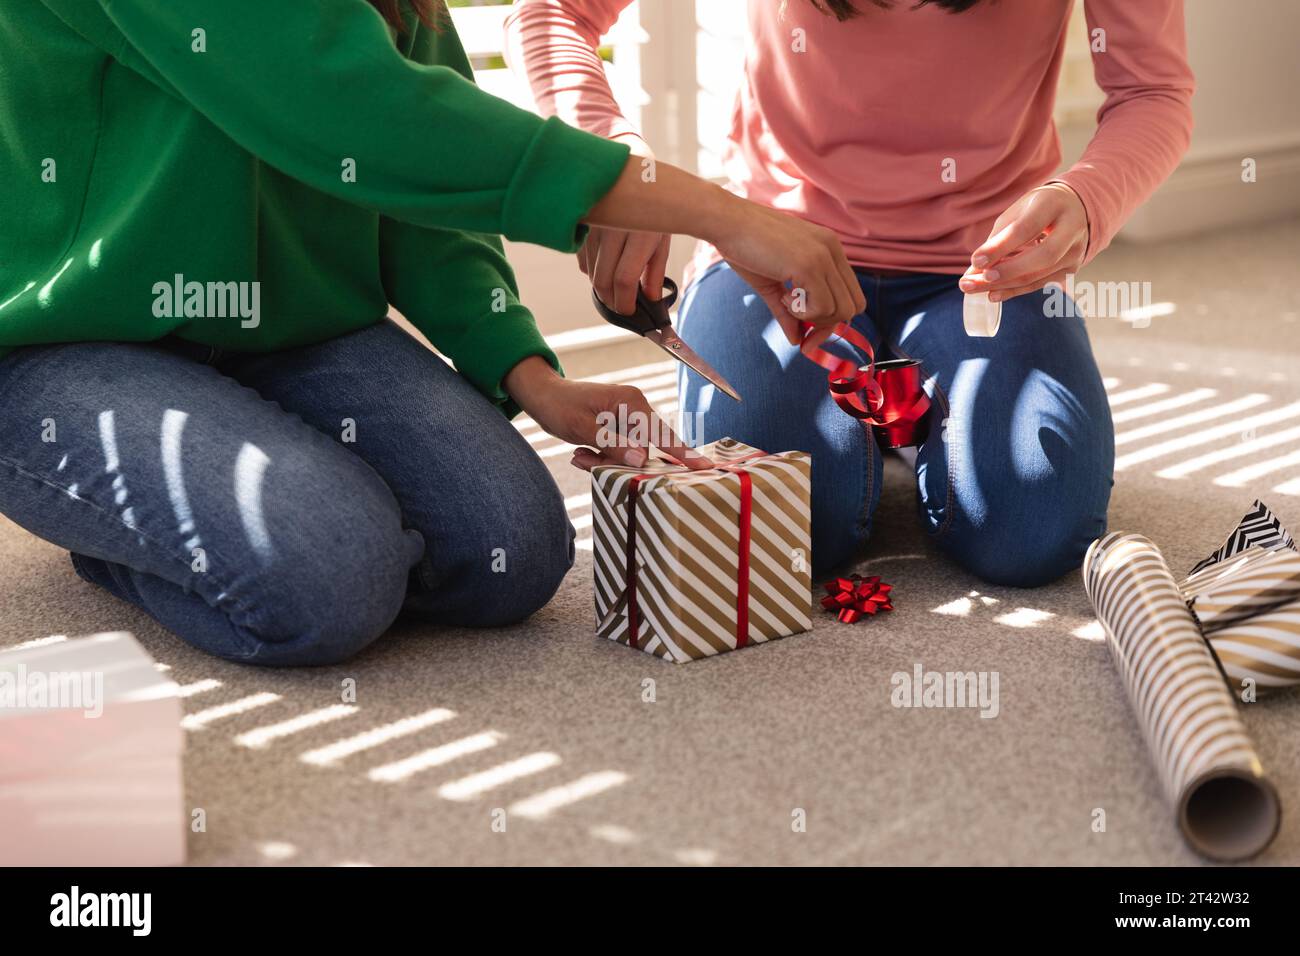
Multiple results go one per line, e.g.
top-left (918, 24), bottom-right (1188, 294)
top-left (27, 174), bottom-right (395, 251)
top-left (1082, 532), bottom-right (1281, 861)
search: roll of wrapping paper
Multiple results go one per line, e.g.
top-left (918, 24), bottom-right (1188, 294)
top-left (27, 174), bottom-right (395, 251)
top-left (1082, 532), bottom-right (1281, 861)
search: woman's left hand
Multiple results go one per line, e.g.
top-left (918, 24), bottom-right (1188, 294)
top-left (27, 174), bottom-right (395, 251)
top-left (504, 356), bottom-right (713, 472)
top-left (960, 183), bottom-right (1089, 302)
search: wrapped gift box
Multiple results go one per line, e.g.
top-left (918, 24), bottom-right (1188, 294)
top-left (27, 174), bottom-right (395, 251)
top-left (1176, 500), bottom-right (1300, 689)
top-left (591, 437), bottom-right (812, 662)
top-left (1182, 545), bottom-right (1300, 630)
top-left (0, 632), bottom-right (185, 866)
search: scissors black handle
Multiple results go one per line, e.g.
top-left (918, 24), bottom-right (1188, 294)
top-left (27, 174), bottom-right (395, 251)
top-left (591, 278), bottom-right (679, 336)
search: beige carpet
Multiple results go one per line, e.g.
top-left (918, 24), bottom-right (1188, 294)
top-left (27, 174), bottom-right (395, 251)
top-left (3, 218), bottom-right (1298, 866)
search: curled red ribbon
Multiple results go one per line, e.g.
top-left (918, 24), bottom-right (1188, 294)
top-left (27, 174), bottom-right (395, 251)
top-left (799, 321), bottom-right (932, 448)
top-left (821, 574), bottom-right (894, 623)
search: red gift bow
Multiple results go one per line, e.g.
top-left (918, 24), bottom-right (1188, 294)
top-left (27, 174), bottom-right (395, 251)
top-left (821, 574), bottom-right (894, 623)
top-left (798, 321), bottom-right (931, 448)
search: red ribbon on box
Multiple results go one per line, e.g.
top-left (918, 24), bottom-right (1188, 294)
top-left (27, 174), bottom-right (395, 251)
top-left (821, 574), bottom-right (894, 623)
top-left (799, 321), bottom-right (931, 449)
top-left (624, 454), bottom-right (763, 651)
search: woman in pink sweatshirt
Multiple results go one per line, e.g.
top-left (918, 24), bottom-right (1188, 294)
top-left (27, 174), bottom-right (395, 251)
top-left (507, 0), bottom-right (1194, 586)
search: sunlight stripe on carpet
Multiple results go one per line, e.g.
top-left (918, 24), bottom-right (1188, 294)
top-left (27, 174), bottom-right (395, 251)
top-left (182, 692), bottom-right (281, 731)
top-left (507, 771), bottom-right (629, 820)
top-left (300, 708), bottom-right (457, 767)
top-left (437, 752), bottom-right (561, 801)
top-left (234, 704), bottom-right (358, 749)
top-left (368, 731), bottom-right (505, 783)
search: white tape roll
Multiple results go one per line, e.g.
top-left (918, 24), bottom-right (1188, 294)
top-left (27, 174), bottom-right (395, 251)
top-left (963, 291), bottom-right (1001, 337)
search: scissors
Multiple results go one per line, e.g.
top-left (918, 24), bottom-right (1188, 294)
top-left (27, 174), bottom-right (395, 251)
top-left (591, 278), bottom-right (742, 402)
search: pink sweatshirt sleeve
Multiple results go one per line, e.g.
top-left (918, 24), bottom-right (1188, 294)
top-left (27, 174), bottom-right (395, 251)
top-left (503, 0), bottom-right (649, 154)
top-left (1053, 0), bottom-right (1195, 263)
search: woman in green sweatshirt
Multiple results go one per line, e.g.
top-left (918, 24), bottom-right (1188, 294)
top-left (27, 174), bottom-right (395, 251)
top-left (0, 0), bottom-right (860, 664)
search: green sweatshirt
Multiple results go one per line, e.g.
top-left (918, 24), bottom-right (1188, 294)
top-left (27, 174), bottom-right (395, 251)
top-left (0, 0), bottom-right (630, 413)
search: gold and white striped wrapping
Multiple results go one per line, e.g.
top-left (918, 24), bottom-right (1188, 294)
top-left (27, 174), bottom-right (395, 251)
top-left (1200, 597), bottom-right (1300, 690)
top-left (591, 438), bottom-right (812, 663)
top-left (1182, 547), bottom-right (1300, 629)
top-left (1179, 547), bottom-right (1300, 688)
top-left (1082, 532), bottom-right (1281, 861)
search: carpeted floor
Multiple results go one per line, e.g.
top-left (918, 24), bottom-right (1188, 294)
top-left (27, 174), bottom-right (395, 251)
top-left (3, 218), bottom-right (1298, 866)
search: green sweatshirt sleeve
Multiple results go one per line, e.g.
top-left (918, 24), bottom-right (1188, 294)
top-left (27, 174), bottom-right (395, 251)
top-left (376, 17), bottom-right (558, 417)
top-left (45, 0), bottom-right (629, 251)
top-left (380, 220), bottom-right (557, 418)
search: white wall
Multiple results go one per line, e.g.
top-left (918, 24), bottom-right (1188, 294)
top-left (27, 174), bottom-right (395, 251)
top-left (1088, 0), bottom-right (1300, 240)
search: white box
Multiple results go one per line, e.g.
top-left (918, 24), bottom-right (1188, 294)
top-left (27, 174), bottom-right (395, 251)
top-left (0, 632), bottom-right (186, 866)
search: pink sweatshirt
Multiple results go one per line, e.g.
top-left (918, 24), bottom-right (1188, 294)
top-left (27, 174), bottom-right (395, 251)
top-left (504, 0), bottom-right (1194, 274)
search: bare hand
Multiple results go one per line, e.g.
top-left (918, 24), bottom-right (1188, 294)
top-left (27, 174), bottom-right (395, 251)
top-left (503, 356), bottom-right (713, 472)
top-left (712, 200), bottom-right (865, 349)
top-left (961, 183), bottom-right (1089, 302)
top-left (583, 156), bottom-right (864, 346)
top-left (580, 226), bottom-right (672, 316)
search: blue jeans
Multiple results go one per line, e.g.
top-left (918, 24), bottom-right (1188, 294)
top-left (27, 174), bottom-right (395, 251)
top-left (677, 263), bottom-right (1114, 586)
top-left (0, 320), bottom-right (575, 665)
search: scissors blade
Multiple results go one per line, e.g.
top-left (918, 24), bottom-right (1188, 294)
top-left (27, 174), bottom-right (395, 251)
top-left (645, 327), bottom-right (742, 402)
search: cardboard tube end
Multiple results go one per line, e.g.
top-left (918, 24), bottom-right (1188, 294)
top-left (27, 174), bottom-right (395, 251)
top-left (1180, 769), bottom-right (1281, 861)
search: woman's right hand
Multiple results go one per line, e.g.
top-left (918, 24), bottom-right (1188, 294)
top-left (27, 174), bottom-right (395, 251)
top-left (583, 156), bottom-right (864, 348)
top-left (709, 197), bottom-right (865, 348)
top-left (581, 225), bottom-right (672, 318)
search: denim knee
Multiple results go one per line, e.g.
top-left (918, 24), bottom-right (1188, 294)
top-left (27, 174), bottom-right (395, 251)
top-left (939, 490), bottom-right (1108, 588)
top-left (72, 512), bottom-right (419, 668)
top-left (244, 533), bottom-right (418, 666)
top-left (462, 522), bottom-right (575, 627)
top-left (409, 471), bottom-right (575, 628)
top-left (224, 460), bottom-right (422, 665)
